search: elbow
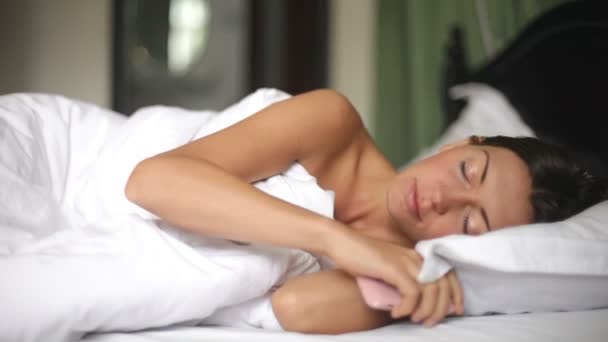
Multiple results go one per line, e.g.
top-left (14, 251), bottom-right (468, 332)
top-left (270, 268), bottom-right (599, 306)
top-left (124, 157), bottom-right (155, 204)
top-left (271, 288), bottom-right (315, 334)
top-left (124, 162), bottom-right (141, 204)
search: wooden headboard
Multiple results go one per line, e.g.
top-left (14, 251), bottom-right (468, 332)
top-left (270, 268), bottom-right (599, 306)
top-left (442, 0), bottom-right (608, 177)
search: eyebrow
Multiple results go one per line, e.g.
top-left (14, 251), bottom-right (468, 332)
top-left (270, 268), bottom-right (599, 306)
top-left (481, 149), bottom-right (490, 184)
top-left (480, 149), bottom-right (492, 231)
top-left (481, 208), bottom-right (492, 232)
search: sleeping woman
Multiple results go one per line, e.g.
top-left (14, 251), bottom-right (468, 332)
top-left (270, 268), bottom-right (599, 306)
top-left (125, 89), bottom-right (608, 334)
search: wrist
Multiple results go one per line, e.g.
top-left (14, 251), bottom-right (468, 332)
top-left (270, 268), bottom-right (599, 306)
top-left (317, 218), bottom-right (351, 259)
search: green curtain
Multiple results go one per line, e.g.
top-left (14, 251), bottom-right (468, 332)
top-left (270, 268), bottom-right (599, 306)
top-left (374, 0), bottom-right (567, 167)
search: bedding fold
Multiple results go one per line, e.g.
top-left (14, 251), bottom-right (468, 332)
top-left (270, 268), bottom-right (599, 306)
top-left (0, 89), bottom-right (334, 341)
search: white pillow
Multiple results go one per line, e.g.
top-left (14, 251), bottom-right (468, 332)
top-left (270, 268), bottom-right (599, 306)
top-left (416, 200), bottom-right (608, 315)
top-left (409, 83), bottom-right (608, 315)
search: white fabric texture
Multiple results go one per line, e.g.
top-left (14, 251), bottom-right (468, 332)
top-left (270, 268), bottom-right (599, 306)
top-left (0, 89), bottom-right (336, 342)
top-left (411, 83), bottom-right (608, 315)
top-left (416, 201), bottom-right (608, 315)
top-left (83, 309), bottom-right (608, 342)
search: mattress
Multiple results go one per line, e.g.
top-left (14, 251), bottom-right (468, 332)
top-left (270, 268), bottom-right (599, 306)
top-left (84, 308), bottom-right (608, 342)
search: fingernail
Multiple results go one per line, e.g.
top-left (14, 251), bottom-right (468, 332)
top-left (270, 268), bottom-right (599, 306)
top-left (424, 320), bottom-right (435, 328)
top-left (448, 304), bottom-right (455, 314)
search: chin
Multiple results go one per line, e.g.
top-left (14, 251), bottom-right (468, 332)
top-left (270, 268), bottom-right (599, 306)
top-left (404, 221), bottom-right (440, 243)
top-left (387, 191), bottom-right (409, 225)
top-left (403, 228), bottom-right (425, 243)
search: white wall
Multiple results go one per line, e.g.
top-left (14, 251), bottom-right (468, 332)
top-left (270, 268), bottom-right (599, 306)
top-left (0, 0), bottom-right (112, 107)
top-left (328, 0), bottom-right (377, 134)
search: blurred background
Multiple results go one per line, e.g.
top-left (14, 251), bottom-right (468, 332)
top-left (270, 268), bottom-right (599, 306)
top-left (0, 0), bottom-right (566, 166)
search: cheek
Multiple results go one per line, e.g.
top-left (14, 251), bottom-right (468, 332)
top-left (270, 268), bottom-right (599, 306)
top-left (387, 178), bottom-right (410, 220)
top-left (421, 213), bottom-right (463, 240)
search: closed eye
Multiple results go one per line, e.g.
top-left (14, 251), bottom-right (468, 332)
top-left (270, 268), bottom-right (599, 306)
top-left (463, 213), bottom-right (470, 234)
top-left (459, 160), bottom-right (469, 183)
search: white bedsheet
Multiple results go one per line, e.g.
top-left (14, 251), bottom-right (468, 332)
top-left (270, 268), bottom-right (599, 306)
top-left (0, 90), bottom-right (336, 342)
top-left (84, 308), bottom-right (608, 342)
top-left (3, 89), bottom-right (607, 342)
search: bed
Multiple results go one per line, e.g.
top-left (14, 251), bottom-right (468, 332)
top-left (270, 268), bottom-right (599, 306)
top-left (3, 2), bottom-right (607, 342)
top-left (84, 309), bottom-right (608, 342)
top-left (77, 1), bottom-right (608, 341)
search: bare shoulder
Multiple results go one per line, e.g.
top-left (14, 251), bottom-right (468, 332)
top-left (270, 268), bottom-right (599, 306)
top-left (295, 89), bottom-right (368, 175)
top-left (158, 88), bottom-right (367, 184)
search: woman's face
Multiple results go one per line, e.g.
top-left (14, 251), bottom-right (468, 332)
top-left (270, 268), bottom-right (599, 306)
top-left (387, 143), bottom-right (533, 242)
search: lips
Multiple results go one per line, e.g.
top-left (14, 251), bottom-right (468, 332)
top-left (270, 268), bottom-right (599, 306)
top-left (407, 180), bottom-right (421, 221)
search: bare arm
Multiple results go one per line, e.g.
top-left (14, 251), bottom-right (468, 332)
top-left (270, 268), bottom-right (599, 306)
top-left (125, 89), bottom-right (364, 255)
top-left (272, 269), bottom-right (394, 334)
top-left (125, 89), bottom-right (437, 320)
top-left (272, 267), bottom-right (465, 333)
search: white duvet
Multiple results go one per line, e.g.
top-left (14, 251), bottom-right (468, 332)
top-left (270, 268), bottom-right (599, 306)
top-left (3, 86), bottom-right (607, 342)
top-left (0, 89), bottom-right (335, 342)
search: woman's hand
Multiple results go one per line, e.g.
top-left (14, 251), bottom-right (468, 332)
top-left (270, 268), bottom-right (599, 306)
top-left (410, 270), bottom-right (464, 327)
top-left (324, 225), bottom-right (426, 319)
top-left (323, 224), bottom-right (464, 323)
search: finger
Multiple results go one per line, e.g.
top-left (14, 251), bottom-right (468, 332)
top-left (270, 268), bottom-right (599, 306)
top-left (390, 256), bottom-right (423, 319)
top-left (410, 282), bottom-right (438, 323)
top-left (390, 280), bottom-right (420, 319)
top-left (389, 274), bottom-right (421, 319)
top-left (406, 249), bottom-right (424, 268)
top-left (447, 271), bottom-right (464, 315)
top-left (424, 277), bottom-right (449, 327)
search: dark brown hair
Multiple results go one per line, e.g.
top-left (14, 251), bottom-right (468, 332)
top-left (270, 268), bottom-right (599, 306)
top-left (472, 136), bottom-right (608, 223)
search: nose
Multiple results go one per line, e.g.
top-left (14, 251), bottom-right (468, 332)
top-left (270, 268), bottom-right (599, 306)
top-left (428, 186), bottom-right (476, 215)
